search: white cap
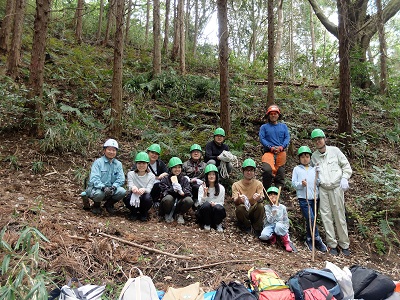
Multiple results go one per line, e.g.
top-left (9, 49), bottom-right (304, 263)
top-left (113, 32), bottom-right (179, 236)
top-left (103, 139), bottom-right (119, 149)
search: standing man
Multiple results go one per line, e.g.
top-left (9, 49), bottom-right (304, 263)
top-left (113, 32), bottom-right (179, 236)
top-left (232, 158), bottom-right (265, 235)
top-left (311, 129), bottom-right (352, 256)
top-left (85, 139), bottom-right (126, 215)
top-left (259, 105), bottom-right (290, 190)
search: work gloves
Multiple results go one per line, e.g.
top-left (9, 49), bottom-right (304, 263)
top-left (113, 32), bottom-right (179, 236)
top-left (340, 178), bottom-right (349, 191)
top-left (103, 186), bottom-right (116, 196)
top-left (243, 195), bottom-right (251, 211)
top-left (172, 182), bottom-right (183, 194)
top-left (270, 146), bottom-right (284, 154)
top-left (130, 193), bottom-right (140, 208)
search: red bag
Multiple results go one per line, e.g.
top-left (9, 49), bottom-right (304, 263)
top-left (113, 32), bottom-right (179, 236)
top-left (303, 285), bottom-right (336, 300)
top-left (259, 288), bottom-right (295, 300)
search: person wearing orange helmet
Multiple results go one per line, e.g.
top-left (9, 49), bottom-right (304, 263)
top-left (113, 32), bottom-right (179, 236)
top-left (259, 105), bottom-right (290, 190)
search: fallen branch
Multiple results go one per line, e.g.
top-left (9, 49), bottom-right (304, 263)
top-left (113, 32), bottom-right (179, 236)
top-left (98, 232), bottom-right (192, 260)
top-left (178, 259), bottom-right (254, 271)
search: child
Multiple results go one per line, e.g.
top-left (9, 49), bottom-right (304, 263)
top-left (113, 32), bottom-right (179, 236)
top-left (196, 164), bottom-right (226, 232)
top-left (259, 186), bottom-right (292, 252)
top-left (291, 145), bottom-right (327, 252)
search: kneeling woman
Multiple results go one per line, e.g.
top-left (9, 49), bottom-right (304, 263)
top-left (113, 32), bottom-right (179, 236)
top-left (196, 164), bottom-right (226, 232)
top-left (124, 152), bottom-right (155, 221)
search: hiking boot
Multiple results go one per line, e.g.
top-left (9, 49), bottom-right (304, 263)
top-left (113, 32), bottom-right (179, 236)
top-left (204, 225), bottom-right (211, 231)
top-left (165, 215), bottom-right (173, 223)
top-left (315, 236), bottom-right (328, 252)
top-left (304, 238), bottom-right (313, 251)
top-left (139, 212), bottom-right (148, 222)
top-left (104, 200), bottom-right (116, 214)
top-left (177, 214), bottom-right (185, 224)
top-left (329, 247), bottom-right (339, 256)
top-left (129, 212), bottom-right (138, 221)
top-left (280, 234), bottom-right (293, 252)
top-left (216, 224), bottom-right (224, 232)
top-left (81, 192), bottom-right (91, 210)
top-left (341, 248), bottom-right (351, 256)
top-left (91, 202), bottom-right (102, 215)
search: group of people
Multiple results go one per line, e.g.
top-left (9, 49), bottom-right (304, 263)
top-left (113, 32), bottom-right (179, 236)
top-left (82, 104), bottom-right (353, 256)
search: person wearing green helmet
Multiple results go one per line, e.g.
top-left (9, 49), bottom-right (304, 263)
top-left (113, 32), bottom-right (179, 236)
top-left (123, 152), bottom-right (155, 221)
top-left (84, 139), bottom-right (126, 215)
top-left (182, 144), bottom-right (206, 208)
top-left (196, 164), bottom-right (226, 232)
top-left (259, 187), bottom-right (293, 252)
top-left (259, 104), bottom-right (290, 190)
top-left (291, 146), bottom-right (327, 252)
top-left (159, 157), bottom-right (193, 224)
top-left (311, 129), bottom-right (352, 256)
top-left (204, 127), bottom-right (233, 176)
top-left (232, 158), bottom-right (265, 235)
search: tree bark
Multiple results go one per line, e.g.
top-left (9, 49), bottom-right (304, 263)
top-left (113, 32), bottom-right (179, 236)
top-left (163, 0), bottom-right (171, 55)
top-left (0, 0), bottom-right (15, 53)
top-left (178, 0), bottom-right (186, 74)
top-left (267, 0), bottom-right (275, 106)
top-left (145, 0), bottom-right (150, 46)
top-left (376, 0), bottom-right (388, 95)
top-left (309, 4), bottom-right (316, 78)
top-left (28, 0), bottom-right (51, 137)
top-left (192, 0), bottom-right (199, 56)
top-left (110, 0), bottom-right (125, 137)
top-left (103, 0), bottom-right (115, 46)
top-left (96, 0), bottom-right (104, 42)
top-left (171, 0), bottom-right (180, 61)
top-left (6, 0), bottom-right (26, 80)
top-left (217, 0), bottom-right (230, 135)
top-left (153, 0), bottom-right (161, 75)
top-left (125, 0), bottom-right (133, 43)
top-left (75, 0), bottom-right (84, 44)
top-left (274, 0), bottom-right (283, 64)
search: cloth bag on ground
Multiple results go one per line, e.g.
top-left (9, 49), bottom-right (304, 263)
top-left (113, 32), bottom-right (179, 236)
top-left (325, 261), bottom-right (354, 300)
top-left (118, 267), bottom-right (159, 300)
top-left (162, 282), bottom-right (204, 300)
top-left (57, 278), bottom-right (105, 300)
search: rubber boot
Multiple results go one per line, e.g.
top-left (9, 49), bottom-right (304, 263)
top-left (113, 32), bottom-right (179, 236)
top-left (81, 192), bottom-right (90, 211)
top-left (91, 202), bottom-right (102, 215)
top-left (269, 234), bottom-right (277, 245)
top-left (280, 234), bottom-right (293, 252)
top-left (104, 198), bottom-right (119, 214)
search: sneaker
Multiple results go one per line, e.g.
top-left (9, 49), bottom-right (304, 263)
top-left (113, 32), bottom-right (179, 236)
top-left (177, 214), bottom-right (185, 224)
top-left (304, 238), bottom-right (313, 251)
top-left (341, 248), bottom-right (351, 256)
top-left (329, 247), bottom-right (339, 256)
top-left (204, 225), bottom-right (211, 231)
top-left (315, 237), bottom-right (328, 252)
top-left (216, 224), bottom-right (223, 232)
top-left (165, 215), bottom-right (173, 223)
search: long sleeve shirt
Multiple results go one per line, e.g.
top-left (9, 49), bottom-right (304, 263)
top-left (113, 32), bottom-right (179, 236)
top-left (291, 165), bottom-right (318, 200)
top-left (204, 141), bottom-right (229, 166)
top-left (160, 174), bottom-right (192, 199)
top-left (88, 156), bottom-right (125, 189)
top-left (182, 159), bottom-right (206, 179)
top-left (311, 146), bottom-right (352, 190)
top-left (198, 184), bottom-right (225, 206)
top-left (232, 179), bottom-right (264, 205)
top-left (263, 204), bottom-right (289, 231)
top-left (127, 171), bottom-right (156, 194)
top-left (259, 123), bottom-right (290, 151)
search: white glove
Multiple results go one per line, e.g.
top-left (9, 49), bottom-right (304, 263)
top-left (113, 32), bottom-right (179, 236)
top-left (243, 196), bottom-right (250, 211)
top-left (196, 179), bottom-right (203, 185)
top-left (130, 193), bottom-right (140, 208)
top-left (315, 165), bottom-right (321, 172)
top-left (172, 182), bottom-right (182, 193)
top-left (340, 178), bottom-right (349, 191)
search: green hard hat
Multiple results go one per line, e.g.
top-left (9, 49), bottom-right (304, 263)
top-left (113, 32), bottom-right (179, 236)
top-left (205, 164), bottom-right (218, 174)
top-left (135, 151), bottom-right (150, 163)
top-left (311, 129), bottom-right (325, 139)
top-left (190, 144), bottom-right (202, 152)
top-left (168, 157), bottom-right (183, 168)
top-left (297, 146), bottom-right (312, 156)
top-left (214, 127), bottom-right (226, 137)
top-left (147, 143), bottom-right (161, 154)
top-left (242, 158), bottom-right (256, 169)
top-left (267, 186), bottom-right (279, 194)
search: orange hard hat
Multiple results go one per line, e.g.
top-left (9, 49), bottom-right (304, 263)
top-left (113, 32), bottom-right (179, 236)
top-left (266, 105), bottom-right (281, 115)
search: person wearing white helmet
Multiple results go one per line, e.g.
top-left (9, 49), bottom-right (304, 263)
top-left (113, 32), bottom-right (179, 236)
top-left (85, 139), bottom-right (126, 215)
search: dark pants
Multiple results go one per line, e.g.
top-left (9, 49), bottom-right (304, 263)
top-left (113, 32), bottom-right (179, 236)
top-left (123, 192), bottom-right (153, 216)
top-left (196, 202), bottom-right (226, 226)
top-left (298, 198), bottom-right (320, 239)
top-left (159, 195), bottom-right (193, 216)
top-left (261, 162), bottom-right (285, 190)
top-left (150, 182), bottom-right (162, 203)
top-left (191, 183), bottom-right (200, 202)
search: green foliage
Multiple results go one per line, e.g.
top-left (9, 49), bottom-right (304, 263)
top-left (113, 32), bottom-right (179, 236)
top-left (4, 155), bottom-right (20, 170)
top-left (31, 160), bottom-right (45, 174)
top-left (0, 226), bottom-right (55, 300)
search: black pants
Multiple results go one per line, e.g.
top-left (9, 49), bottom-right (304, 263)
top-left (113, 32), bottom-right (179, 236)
top-left (196, 202), bottom-right (226, 226)
top-left (123, 192), bottom-right (153, 216)
top-left (261, 162), bottom-right (285, 190)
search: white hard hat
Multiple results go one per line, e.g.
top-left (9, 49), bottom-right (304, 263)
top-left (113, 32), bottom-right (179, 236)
top-left (103, 139), bottom-right (119, 149)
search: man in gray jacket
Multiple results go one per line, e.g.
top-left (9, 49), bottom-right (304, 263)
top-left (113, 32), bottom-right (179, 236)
top-left (311, 129), bottom-right (352, 256)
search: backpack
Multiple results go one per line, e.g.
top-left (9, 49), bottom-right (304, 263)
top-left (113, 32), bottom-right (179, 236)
top-left (350, 265), bottom-right (396, 300)
top-left (214, 281), bottom-right (257, 300)
top-left (303, 286), bottom-right (336, 300)
top-left (248, 267), bottom-right (289, 292)
top-left (118, 267), bottom-right (159, 300)
top-left (258, 289), bottom-right (295, 300)
top-left (162, 282), bottom-right (204, 300)
top-left (51, 278), bottom-right (105, 300)
top-left (287, 269), bottom-right (343, 300)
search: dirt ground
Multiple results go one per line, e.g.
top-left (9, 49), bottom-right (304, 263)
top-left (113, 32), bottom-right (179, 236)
top-left (0, 132), bottom-right (399, 295)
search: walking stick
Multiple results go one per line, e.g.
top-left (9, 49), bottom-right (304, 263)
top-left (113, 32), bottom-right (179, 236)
top-left (311, 169), bottom-right (319, 262)
top-left (305, 183), bottom-right (313, 258)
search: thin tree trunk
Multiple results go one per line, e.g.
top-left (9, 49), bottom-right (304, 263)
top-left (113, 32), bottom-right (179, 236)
top-left (145, 0), bottom-right (150, 46)
top-left (110, 0), bottom-right (125, 137)
top-left (0, 0), bottom-right (15, 53)
top-left (163, 0), bottom-right (170, 54)
top-left (153, 0), bottom-right (161, 75)
top-left (96, 0), bottom-right (104, 42)
top-left (6, 0), bottom-right (26, 80)
top-left (103, 0), bottom-right (115, 46)
top-left (376, 0), bottom-right (387, 94)
top-left (28, 0), bottom-right (51, 138)
top-left (178, 0), bottom-right (185, 74)
top-left (125, 0), bottom-right (133, 43)
top-left (274, 0), bottom-right (283, 63)
top-left (75, 0), bottom-right (84, 44)
top-left (267, 0), bottom-right (274, 106)
top-left (217, 0), bottom-right (230, 135)
top-left (289, 0), bottom-right (294, 79)
top-left (310, 4), bottom-right (316, 78)
top-left (171, 0), bottom-right (179, 61)
top-left (192, 0), bottom-right (198, 56)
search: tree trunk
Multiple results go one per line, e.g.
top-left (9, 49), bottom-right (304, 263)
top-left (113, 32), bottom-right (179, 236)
top-left (28, 0), bottom-right (51, 137)
top-left (163, 0), bottom-right (171, 55)
top-left (267, 0), bottom-right (274, 106)
top-left (153, 0), bottom-right (161, 75)
top-left (125, 0), bottom-right (133, 43)
top-left (192, 0), bottom-right (198, 56)
top-left (103, 0), bottom-right (115, 46)
top-left (96, 0), bottom-right (104, 42)
top-left (145, 0), bottom-right (150, 46)
top-left (178, 0), bottom-right (186, 74)
top-left (0, 0), bottom-right (15, 53)
top-left (75, 0), bottom-right (84, 44)
top-left (217, 0), bottom-right (230, 136)
top-left (376, 0), bottom-right (387, 95)
top-left (309, 4), bottom-right (316, 78)
top-left (337, 0), bottom-right (353, 156)
top-left (274, 0), bottom-right (283, 64)
top-left (171, 0), bottom-right (180, 61)
top-left (110, 0), bottom-right (125, 137)
top-left (6, 0), bottom-right (26, 80)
